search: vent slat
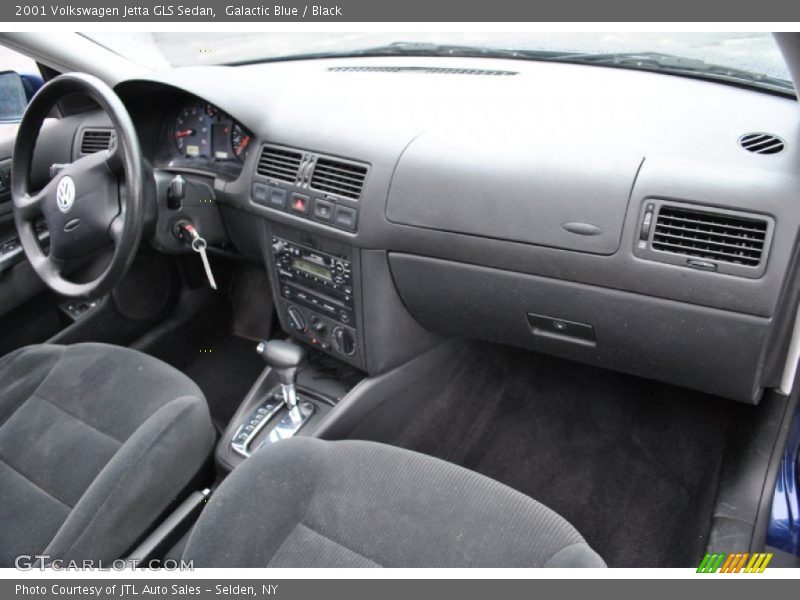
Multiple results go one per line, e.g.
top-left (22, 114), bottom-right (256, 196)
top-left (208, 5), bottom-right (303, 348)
top-left (257, 147), bottom-right (303, 183)
top-left (650, 206), bottom-right (767, 267)
top-left (310, 173), bottom-right (364, 190)
top-left (261, 156), bottom-right (301, 168)
top-left (658, 223), bottom-right (764, 246)
top-left (653, 231), bottom-right (763, 255)
top-left (310, 157), bottom-right (368, 200)
top-left (309, 180), bottom-right (362, 195)
top-left (651, 241), bottom-right (762, 266)
top-left (260, 163), bottom-right (299, 175)
top-left (657, 215), bottom-right (766, 237)
top-left (311, 167), bottom-right (366, 184)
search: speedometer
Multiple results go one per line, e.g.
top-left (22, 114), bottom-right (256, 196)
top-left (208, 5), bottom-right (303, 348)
top-left (174, 104), bottom-right (211, 158)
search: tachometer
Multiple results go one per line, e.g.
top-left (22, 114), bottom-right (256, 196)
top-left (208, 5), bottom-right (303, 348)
top-left (231, 123), bottom-right (251, 159)
top-left (174, 103), bottom-right (210, 158)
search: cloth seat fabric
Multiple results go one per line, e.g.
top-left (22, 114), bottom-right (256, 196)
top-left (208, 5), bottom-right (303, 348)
top-left (183, 437), bottom-right (605, 568)
top-left (0, 343), bottom-right (215, 566)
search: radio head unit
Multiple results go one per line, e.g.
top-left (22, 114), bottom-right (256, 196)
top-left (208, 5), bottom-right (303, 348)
top-left (272, 237), bottom-right (353, 301)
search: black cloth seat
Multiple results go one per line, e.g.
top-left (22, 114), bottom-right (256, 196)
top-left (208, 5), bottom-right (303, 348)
top-left (0, 343), bottom-right (214, 566)
top-left (184, 437), bottom-right (605, 567)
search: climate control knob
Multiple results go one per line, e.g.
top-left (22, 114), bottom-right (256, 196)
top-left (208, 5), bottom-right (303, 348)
top-left (310, 316), bottom-right (327, 337)
top-left (331, 326), bottom-right (356, 356)
top-left (286, 306), bottom-right (307, 332)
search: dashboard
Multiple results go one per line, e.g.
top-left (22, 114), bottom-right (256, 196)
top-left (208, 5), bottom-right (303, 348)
top-left (33, 56), bottom-right (800, 404)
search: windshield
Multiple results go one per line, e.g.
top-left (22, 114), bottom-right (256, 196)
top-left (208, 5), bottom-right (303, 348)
top-left (82, 32), bottom-right (792, 93)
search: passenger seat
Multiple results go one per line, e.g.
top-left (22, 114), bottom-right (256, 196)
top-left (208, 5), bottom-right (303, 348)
top-left (183, 437), bottom-right (604, 568)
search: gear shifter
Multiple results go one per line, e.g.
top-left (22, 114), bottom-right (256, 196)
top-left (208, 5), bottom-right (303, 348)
top-left (257, 340), bottom-right (306, 422)
top-left (231, 340), bottom-right (315, 458)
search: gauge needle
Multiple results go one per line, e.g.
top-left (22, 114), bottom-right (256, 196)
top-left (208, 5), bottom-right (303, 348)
top-left (237, 135), bottom-right (251, 154)
top-left (175, 129), bottom-right (195, 138)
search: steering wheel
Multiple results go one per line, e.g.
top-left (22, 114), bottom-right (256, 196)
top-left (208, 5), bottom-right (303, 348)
top-left (11, 73), bottom-right (145, 298)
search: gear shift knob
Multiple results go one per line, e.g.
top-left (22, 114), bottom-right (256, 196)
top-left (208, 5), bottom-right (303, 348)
top-left (257, 340), bottom-right (306, 386)
top-left (256, 340), bottom-right (306, 415)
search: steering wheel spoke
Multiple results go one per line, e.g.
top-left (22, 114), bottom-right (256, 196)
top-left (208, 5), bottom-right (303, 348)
top-left (105, 143), bottom-right (124, 177)
top-left (13, 179), bottom-right (53, 221)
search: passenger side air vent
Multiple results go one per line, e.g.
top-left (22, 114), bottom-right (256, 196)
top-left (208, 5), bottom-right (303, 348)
top-left (257, 146), bottom-right (303, 183)
top-left (739, 133), bottom-right (785, 155)
top-left (651, 205), bottom-right (768, 267)
top-left (310, 157), bottom-right (368, 200)
top-left (328, 66), bottom-right (518, 76)
top-left (79, 129), bottom-right (114, 155)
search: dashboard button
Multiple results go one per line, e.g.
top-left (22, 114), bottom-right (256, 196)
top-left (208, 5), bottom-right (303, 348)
top-left (334, 206), bottom-right (357, 230)
top-left (268, 187), bottom-right (287, 209)
top-left (252, 183), bottom-right (269, 205)
top-left (291, 194), bottom-right (309, 214)
top-left (313, 199), bottom-right (334, 222)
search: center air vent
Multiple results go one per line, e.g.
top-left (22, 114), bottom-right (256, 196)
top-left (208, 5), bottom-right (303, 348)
top-left (739, 133), bottom-right (785, 155)
top-left (328, 66), bottom-right (518, 76)
top-left (79, 129), bottom-right (114, 155)
top-left (257, 146), bottom-right (303, 183)
top-left (651, 205), bottom-right (768, 269)
top-left (310, 158), bottom-right (368, 200)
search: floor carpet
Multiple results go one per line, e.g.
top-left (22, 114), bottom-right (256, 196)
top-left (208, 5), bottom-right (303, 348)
top-left (351, 342), bottom-right (736, 567)
top-left (144, 304), bottom-right (266, 431)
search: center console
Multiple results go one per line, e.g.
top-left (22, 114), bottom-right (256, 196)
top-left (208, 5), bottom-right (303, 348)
top-left (214, 217), bottom-right (443, 473)
top-left (267, 222), bottom-right (364, 370)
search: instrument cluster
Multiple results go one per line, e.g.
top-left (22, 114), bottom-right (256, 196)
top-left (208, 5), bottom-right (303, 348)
top-left (159, 99), bottom-right (252, 177)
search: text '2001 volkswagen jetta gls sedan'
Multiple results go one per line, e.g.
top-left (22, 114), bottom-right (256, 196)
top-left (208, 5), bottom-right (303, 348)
top-left (0, 32), bottom-right (798, 569)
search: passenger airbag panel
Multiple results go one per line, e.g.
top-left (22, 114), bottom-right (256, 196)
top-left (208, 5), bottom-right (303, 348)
top-left (386, 130), bottom-right (642, 255)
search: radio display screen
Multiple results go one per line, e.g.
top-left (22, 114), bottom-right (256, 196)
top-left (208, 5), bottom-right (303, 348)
top-left (292, 257), bottom-right (332, 281)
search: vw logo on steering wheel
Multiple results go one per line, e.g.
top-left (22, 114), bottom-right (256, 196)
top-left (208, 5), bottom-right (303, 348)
top-left (56, 175), bottom-right (76, 213)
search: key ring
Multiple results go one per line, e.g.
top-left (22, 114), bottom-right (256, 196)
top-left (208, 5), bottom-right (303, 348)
top-left (191, 237), bottom-right (206, 252)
